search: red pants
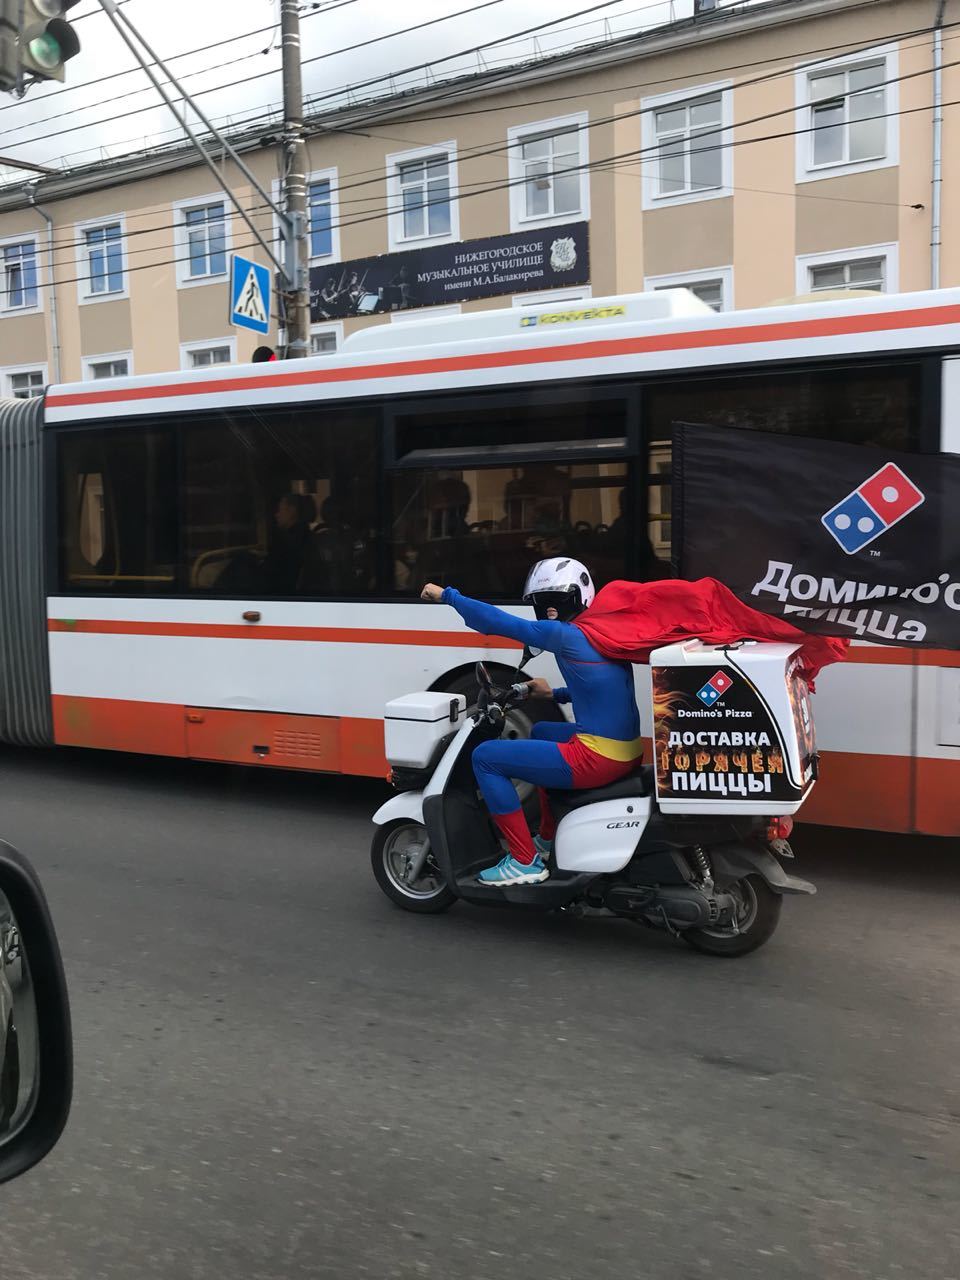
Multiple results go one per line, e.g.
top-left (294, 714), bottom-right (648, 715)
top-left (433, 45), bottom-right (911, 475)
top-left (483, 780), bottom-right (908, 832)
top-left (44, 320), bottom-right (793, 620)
top-left (534, 723), bottom-right (642, 842)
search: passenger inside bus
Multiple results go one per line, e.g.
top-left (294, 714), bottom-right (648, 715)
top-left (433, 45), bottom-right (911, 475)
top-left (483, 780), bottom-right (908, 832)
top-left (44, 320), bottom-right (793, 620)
top-left (262, 493), bottom-right (316, 595)
top-left (298, 496), bottom-right (375, 595)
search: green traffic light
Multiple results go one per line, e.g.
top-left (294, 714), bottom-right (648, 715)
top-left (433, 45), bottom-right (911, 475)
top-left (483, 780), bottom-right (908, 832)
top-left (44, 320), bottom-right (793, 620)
top-left (27, 31), bottom-right (62, 69)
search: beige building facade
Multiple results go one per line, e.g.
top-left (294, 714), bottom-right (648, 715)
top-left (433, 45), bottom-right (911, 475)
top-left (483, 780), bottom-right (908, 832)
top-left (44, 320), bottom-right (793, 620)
top-left (0, 0), bottom-right (958, 393)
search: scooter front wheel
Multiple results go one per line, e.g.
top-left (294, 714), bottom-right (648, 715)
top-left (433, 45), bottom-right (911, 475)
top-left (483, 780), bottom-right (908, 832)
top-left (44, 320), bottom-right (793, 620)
top-left (371, 820), bottom-right (457, 914)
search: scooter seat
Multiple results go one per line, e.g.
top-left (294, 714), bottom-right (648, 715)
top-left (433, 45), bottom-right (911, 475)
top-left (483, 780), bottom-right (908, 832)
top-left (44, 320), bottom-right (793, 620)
top-left (546, 766), bottom-right (654, 819)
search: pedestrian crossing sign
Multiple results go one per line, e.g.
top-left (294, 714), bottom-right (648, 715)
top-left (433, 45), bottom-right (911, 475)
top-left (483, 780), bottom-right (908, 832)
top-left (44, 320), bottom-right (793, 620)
top-left (230, 254), bottom-right (271, 335)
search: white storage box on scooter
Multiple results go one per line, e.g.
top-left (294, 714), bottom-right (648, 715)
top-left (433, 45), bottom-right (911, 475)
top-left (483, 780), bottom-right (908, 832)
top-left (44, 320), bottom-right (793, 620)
top-left (384, 692), bottom-right (466, 769)
top-left (650, 640), bottom-right (818, 816)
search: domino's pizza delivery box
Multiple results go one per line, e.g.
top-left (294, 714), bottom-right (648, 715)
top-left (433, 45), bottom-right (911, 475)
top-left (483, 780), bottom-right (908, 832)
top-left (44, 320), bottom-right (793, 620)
top-left (650, 640), bottom-right (818, 816)
top-left (385, 692), bottom-right (466, 769)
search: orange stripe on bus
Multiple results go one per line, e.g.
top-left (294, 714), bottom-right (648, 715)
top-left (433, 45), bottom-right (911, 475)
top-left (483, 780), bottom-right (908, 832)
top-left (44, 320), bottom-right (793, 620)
top-left (47, 618), bottom-right (519, 649)
top-left (49, 618), bottom-right (957, 667)
top-left (44, 302), bottom-right (960, 410)
top-left (49, 693), bottom-right (960, 835)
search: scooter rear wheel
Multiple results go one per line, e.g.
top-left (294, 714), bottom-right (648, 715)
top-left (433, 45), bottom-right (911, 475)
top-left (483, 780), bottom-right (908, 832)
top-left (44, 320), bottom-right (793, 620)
top-left (372, 820), bottom-right (457, 914)
top-left (682, 875), bottom-right (782, 957)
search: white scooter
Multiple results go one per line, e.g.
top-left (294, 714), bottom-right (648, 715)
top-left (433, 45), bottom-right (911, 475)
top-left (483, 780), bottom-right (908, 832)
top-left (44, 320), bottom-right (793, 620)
top-left (371, 641), bottom-right (818, 957)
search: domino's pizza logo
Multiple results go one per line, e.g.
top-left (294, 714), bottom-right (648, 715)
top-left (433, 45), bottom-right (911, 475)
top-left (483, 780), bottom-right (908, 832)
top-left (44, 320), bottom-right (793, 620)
top-left (821, 463), bottom-right (924, 555)
top-left (697, 670), bottom-right (733, 707)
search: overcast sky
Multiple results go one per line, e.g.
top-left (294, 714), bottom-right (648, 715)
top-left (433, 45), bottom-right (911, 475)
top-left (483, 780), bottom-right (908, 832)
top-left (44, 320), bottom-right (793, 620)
top-left (0, 0), bottom-right (701, 184)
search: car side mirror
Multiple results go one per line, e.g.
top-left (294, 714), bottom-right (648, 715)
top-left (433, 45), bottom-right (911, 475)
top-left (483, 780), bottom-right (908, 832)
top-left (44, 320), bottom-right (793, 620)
top-left (0, 841), bottom-right (72, 1186)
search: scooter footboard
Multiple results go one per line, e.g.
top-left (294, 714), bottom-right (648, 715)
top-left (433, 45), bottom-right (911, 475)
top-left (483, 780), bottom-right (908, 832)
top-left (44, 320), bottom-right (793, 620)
top-left (710, 843), bottom-right (816, 896)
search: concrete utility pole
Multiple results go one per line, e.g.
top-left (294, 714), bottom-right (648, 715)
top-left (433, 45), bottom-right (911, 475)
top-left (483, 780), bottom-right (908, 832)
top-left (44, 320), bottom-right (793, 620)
top-left (281, 0), bottom-right (310, 359)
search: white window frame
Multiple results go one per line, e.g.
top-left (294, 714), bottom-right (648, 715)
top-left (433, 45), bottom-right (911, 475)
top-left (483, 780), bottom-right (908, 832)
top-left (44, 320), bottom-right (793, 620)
top-left (512, 286), bottom-right (593, 307)
top-left (179, 337), bottom-right (238, 371)
top-left (0, 232), bottom-right (43, 316)
top-left (81, 350), bottom-right (134, 381)
top-left (644, 266), bottom-right (734, 312)
top-left (173, 194), bottom-right (232, 289)
top-left (507, 112), bottom-right (590, 231)
top-left (272, 171), bottom-right (340, 265)
top-left (1, 362), bottom-right (48, 399)
top-left (75, 214), bottom-right (129, 305)
top-left (309, 321), bottom-right (343, 353)
top-left (640, 81), bottom-right (733, 211)
top-left (385, 142), bottom-right (459, 251)
top-left (795, 43), bottom-right (899, 184)
top-left (795, 242), bottom-right (898, 295)
top-left (390, 304), bottom-right (462, 323)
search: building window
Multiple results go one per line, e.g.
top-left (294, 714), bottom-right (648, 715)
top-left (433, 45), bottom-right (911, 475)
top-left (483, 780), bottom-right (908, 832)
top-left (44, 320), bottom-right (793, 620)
top-left (796, 45), bottom-right (898, 182)
top-left (386, 144), bottom-right (458, 249)
top-left (81, 222), bottom-right (124, 299)
top-left (3, 367), bottom-right (45, 399)
top-left (308, 178), bottom-right (333, 259)
top-left (508, 113), bottom-right (589, 230)
top-left (310, 323), bottom-right (342, 354)
top-left (1, 238), bottom-right (39, 311)
top-left (646, 267), bottom-right (733, 312)
top-left (796, 244), bottom-right (897, 296)
top-left (174, 196), bottom-right (230, 286)
top-left (82, 353), bottom-right (132, 381)
top-left (654, 94), bottom-right (722, 196)
top-left (399, 156), bottom-right (450, 239)
top-left (272, 169), bottom-right (339, 265)
top-left (640, 83), bottom-right (732, 209)
top-left (180, 339), bottom-right (237, 370)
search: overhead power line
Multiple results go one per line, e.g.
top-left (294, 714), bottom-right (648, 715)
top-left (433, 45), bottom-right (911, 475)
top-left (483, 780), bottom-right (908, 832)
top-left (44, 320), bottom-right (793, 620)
top-left (21, 88), bottom-right (954, 296)
top-left (21, 4), bottom-right (937, 187)
top-left (308, 27), bottom-right (959, 209)
top-left (0, 0), bottom-right (364, 118)
top-left (6, 18), bottom-right (950, 252)
top-left (0, 0), bottom-right (644, 156)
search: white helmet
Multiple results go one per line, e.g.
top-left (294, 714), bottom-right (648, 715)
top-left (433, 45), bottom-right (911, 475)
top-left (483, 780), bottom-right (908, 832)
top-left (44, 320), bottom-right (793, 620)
top-left (522, 557), bottom-right (595, 621)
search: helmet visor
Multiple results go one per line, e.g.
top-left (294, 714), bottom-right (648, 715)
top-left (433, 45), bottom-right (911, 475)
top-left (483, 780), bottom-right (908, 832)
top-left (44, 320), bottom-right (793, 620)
top-left (529, 589), bottom-right (580, 621)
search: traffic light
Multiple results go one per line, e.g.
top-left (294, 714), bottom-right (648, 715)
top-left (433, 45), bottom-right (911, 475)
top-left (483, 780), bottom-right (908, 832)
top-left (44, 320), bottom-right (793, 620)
top-left (17, 0), bottom-right (81, 84)
top-left (0, 1), bottom-right (18, 92)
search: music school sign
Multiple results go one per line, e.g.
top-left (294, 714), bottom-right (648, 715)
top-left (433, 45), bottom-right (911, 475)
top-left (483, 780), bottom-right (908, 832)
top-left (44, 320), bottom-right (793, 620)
top-left (309, 220), bottom-right (590, 321)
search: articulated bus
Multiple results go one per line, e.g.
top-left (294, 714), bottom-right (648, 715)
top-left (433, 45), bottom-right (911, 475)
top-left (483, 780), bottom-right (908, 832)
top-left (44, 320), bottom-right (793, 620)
top-left (1, 289), bottom-right (957, 836)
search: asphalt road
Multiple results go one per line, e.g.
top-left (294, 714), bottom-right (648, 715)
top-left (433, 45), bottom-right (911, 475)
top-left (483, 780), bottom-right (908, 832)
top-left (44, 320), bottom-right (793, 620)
top-left (0, 746), bottom-right (958, 1280)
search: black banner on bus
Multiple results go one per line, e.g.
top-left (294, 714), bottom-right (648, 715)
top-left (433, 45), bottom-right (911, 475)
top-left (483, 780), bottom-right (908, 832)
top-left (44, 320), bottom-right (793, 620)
top-left (308, 220), bottom-right (590, 321)
top-left (673, 422), bottom-right (960, 649)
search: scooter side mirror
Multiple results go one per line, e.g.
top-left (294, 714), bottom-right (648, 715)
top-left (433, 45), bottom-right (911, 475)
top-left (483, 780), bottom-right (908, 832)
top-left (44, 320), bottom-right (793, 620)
top-left (519, 645), bottom-right (542, 670)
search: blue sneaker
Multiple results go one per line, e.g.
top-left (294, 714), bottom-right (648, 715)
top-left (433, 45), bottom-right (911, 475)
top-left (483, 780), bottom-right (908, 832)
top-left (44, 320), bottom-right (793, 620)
top-left (477, 853), bottom-right (549, 886)
top-left (533, 834), bottom-right (554, 860)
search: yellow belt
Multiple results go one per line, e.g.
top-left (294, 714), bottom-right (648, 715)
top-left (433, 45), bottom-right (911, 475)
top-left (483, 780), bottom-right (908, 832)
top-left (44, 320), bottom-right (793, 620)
top-left (576, 733), bottom-right (645, 763)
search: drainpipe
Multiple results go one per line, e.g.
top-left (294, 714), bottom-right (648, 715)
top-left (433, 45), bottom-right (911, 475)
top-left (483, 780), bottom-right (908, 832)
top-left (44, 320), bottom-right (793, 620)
top-left (931, 0), bottom-right (946, 289)
top-left (27, 184), bottom-right (61, 384)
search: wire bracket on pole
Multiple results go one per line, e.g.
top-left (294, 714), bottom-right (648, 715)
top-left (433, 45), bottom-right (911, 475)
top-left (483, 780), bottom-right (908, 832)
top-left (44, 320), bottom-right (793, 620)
top-left (96, 0), bottom-right (293, 285)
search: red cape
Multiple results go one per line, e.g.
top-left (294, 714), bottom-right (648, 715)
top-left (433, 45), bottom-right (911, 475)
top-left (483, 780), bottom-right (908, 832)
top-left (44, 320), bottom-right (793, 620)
top-left (574, 578), bottom-right (848, 685)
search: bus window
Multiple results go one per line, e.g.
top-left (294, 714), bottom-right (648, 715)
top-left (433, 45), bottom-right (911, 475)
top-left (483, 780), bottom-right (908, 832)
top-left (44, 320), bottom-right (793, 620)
top-left (58, 429), bottom-right (176, 592)
top-left (181, 406), bottom-right (379, 597)
top-left (390, 462), bottom-right (637, 597)
top-left (646, 361), bottom-right (924, 452)
top-left (644, 360), bottom-right (925, 560)
top-left (389, 384), bottom-right (644, 595)
top-left (392, 387), bottom-right (631, 464)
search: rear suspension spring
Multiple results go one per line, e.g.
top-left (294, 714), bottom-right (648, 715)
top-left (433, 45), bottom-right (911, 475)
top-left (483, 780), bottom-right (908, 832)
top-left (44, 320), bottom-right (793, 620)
top-left (691, 845), bottom-right (713, 883)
